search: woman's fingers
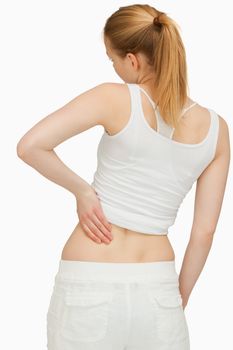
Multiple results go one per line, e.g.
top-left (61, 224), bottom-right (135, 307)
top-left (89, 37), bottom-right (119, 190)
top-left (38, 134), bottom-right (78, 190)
top-left (82, 223), bottom-right (102, 244)
top-left (93, 207), bottom-right (112, 232)
top-left (84, 221), bottom-right (111, 244)
top-left (92, 211), bottom-right (112, 239)
top-left (75, 189), bottom-right (113, 244)
top-left (87, 217), bottom-right (112, 244)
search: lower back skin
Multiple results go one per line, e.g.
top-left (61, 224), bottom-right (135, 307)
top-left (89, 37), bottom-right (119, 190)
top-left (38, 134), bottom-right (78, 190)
top-left (61, 222), bottom-right (175, 263)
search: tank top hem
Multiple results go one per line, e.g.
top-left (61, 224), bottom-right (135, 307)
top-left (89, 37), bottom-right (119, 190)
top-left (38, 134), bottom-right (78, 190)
top-left (100, 202), bottom-right (169, 235)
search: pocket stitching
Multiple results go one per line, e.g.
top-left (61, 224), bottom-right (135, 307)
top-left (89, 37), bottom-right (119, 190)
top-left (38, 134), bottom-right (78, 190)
top-left (150, 292), bottom-right (183, 308)
top-left (61, 291), bottom-right (114, 342)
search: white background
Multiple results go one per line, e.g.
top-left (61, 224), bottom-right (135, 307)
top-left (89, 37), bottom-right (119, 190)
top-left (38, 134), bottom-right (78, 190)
top-left (2, 0), bottom-right (232, 349)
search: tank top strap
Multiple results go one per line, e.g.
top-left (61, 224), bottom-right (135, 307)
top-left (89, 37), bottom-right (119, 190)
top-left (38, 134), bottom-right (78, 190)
top-left (160, 101), bottom-right (198, 139)
top-left (207, 108), bottom-right (220, 158)
top-left (135, 85), bottom-right (216, 144)
top-left (137, 86), bottom-right (157, 109)
top-left (169, 102), bottom-right (198, 139)
top-left (126, 83), bottom-right (144, 124)
top-left (180, 102), bottom-right (198, 117)
top-left (137, 85), bottom-right (174, 138)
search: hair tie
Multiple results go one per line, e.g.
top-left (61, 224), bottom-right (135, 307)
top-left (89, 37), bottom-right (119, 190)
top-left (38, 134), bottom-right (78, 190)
top-left (153, 16), bottom-right (159, 24)
top-left (153, 12), bottom-right (165, 28)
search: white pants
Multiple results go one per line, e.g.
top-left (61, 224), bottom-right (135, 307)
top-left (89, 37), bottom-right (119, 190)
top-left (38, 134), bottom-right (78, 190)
top-left (47, 259), bottom-right (190, 349)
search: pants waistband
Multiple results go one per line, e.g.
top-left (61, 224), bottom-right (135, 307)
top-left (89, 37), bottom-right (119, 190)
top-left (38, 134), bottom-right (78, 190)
top-left (55, 259), bottom-right (179, 283)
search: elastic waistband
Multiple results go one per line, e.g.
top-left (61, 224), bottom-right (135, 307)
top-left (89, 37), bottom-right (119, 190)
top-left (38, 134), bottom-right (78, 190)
top-left (55, 259), bottom-right (178, 283)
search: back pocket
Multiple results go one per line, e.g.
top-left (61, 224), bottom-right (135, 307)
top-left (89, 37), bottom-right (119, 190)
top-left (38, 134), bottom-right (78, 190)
top-left (148, 290), bottom-right (189, 344)
top-left (60, 290), bottom-right (114, 343)
top-left (152, 292), bottom-right (183, 308)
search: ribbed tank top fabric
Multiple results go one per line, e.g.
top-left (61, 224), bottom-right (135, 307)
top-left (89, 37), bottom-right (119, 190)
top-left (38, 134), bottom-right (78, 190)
top-left (90, 83), bottom-right (220, 235)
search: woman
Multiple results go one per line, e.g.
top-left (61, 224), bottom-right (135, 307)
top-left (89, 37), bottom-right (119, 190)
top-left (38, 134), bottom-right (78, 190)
top-left (17, 4), bottom-right (230, 350)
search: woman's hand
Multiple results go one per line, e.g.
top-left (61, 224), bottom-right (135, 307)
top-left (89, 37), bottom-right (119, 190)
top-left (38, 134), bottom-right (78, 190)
top-left (75, 188), bottom-right (113, 244)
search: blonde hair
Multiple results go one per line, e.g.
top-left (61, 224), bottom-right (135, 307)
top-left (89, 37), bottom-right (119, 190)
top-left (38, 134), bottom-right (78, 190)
top-left (103, 4), bottom-right (190, 129)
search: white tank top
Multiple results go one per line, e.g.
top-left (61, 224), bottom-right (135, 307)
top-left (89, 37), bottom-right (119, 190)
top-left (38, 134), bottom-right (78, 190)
top-left (91, 83), bottom-right (219, 235)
